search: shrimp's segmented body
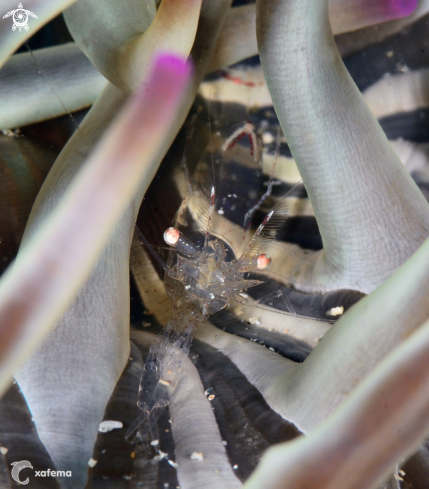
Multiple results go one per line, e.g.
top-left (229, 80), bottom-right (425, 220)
top-left (127, 121), bottom-right (289, 442)
top-left (128, 223), bottom-right (272, 440)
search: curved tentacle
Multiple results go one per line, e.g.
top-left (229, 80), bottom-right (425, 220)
top-left (10, 1), bottom-right (232, 485)
top-left (209, 0), bottom-right (419, 73)
top-left (336, 0), bottom-right (429, 57)
top-left (64, 0), bottom-right (202, 94)
top-left (256, 0), bottom-right (429, 294)
top-left (244, 312), bottom-right (429, 489)
top-left (329, 0), bottom-right (417, 34)
top-left (62, 0), bottom-right (155, 90)
top-left (266, 233), bottom-right (429, 433)
top-left (12, 55), bottom-right (191, 487)
top-left (0, 44), bottom-right (106, 130)
top-left (0, 0), bottom-right (80, 70)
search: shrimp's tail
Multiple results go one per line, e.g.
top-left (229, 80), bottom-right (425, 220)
top-left (126, 319), bottom-right (194, 443)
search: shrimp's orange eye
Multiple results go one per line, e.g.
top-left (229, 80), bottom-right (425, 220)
top-left (257, 254), bottom-right (272, 270)
top-left (164, 227), bottom-right (180, 246)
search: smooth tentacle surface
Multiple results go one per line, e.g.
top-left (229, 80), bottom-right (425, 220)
top-left (336, 0), bottom-right (429, 57)
top-left (13, 83), bottom-right (130, 487)
top-left (62, 0), bottom-right (156, 91)
top-left (1, 1), bottom-right (429, 488)
top-left (13, 55), bottom-right (191, 487)
top-left (64, 0), bottom-right (202, 94)
top-left (0, 43), bottom-right (106, 130)
top-left (329, 0), bottom-right (418, 33)
top-left (0, 0), bottom-right (80, 69)
top-left (256, 0), bottom-right (429, 294)
top-left (244, 311), bottom-right (429, 489)
top-left (10, 0), bottom-right (231, 485)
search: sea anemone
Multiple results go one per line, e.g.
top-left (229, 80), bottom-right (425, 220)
top-left (1, 0), bottom-right (429, 488)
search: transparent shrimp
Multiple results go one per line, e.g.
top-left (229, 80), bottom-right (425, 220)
top-left (127, 121), bottom-right (300, 443)
top-left (126, 220), bottom-right (273, 441)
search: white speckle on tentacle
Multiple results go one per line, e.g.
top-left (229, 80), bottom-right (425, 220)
top-left (98, 420), bottom-right (123, 432)
top-left (131, 329), bottom-right (242, 488)
top-left (154, 450), bottom-right (168, 462)
top-left (247, 317), bottom-right (261, 325)
top-left (191, 452), bottom-right (204, 461)
top-left (326, 306), bottom-right (344, 317)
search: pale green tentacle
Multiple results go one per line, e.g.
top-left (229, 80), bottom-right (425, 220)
top-left (256, 0), bottom-right (429, 294)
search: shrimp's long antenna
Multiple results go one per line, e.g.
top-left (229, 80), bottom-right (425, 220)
top-left (174, 107), bottom-right (203, 228)
top-left (243, 125), bottom-right (281, 235)
top-left (243, 179), bottom-right (304, 259)
top-left (204, 90), bottom-right (216, 248)
top-left (25, 42), bottom-right (81, 133)
top-left (180, 107), bottom-right (201, 195)
top-left (204, 184), bottom-right (215, 248)
top-left (134, 225), bottom-right (169, 273)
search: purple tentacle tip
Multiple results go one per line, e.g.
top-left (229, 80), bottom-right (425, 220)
top-left (153, 52), bottom-right (193, 81)
top-left (134, 51), bottom-right (193, 128)
top-left (386, 0), bottom-right (418, 18)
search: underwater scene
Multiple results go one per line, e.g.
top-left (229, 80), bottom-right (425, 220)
top-left (1, 0), bottom-right (429, 488)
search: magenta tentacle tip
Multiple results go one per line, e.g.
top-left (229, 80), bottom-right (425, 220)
top-left (386, 0), bottom-right (418, 18)
top-left (134, 51), bottom-right (194, 118)
top-left (153, 52), bottom-right (193, 82)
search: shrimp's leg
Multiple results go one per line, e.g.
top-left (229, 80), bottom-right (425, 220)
top-left (235, 289), bottom-right (297, 315)
top-left (256, 290), bottom-right (297, 315)
top-left (254, 290), bottom-right (322, 348)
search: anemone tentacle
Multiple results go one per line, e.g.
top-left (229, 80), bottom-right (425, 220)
top-left (11, 0), bottom-right (232, 485)
top-left (256, 0), bottom-right (429, 294)
top-left (0, 1), bottom-right (429, 488)
top-left (0, 0), bottom-right (81, 70)
top-left (13, 54), bottom-right (191, 486)
top-left (0, 43), bottom-right (106, 130)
